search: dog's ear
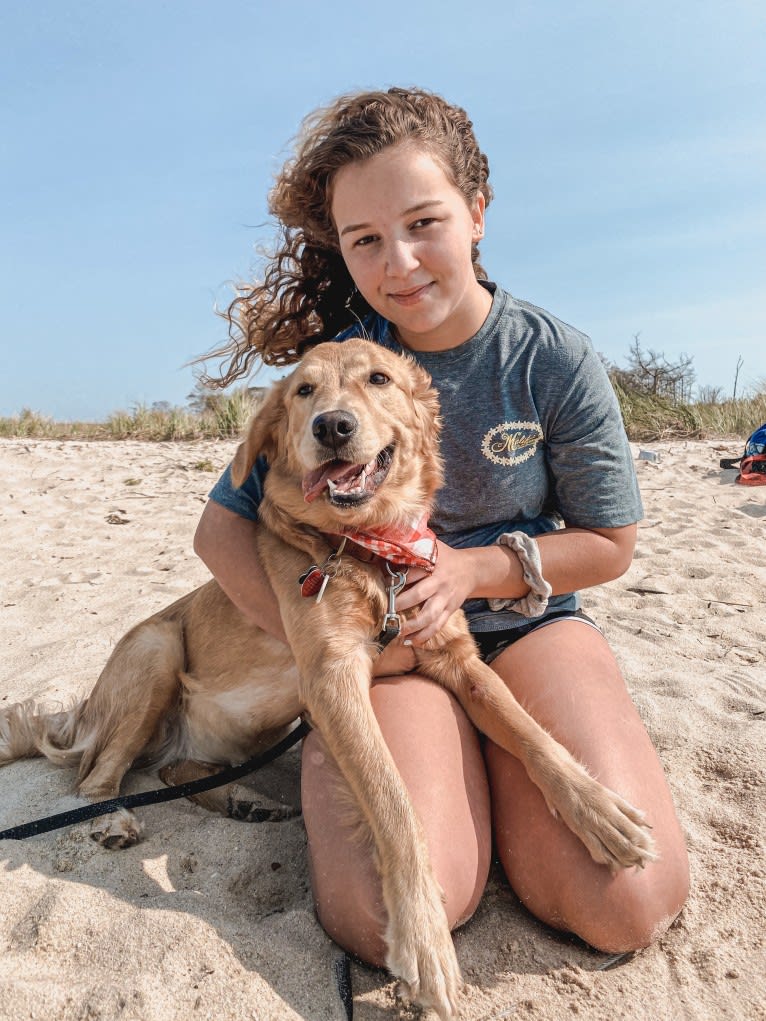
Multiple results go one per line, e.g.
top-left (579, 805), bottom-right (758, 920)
top-left (408, 361), bottom-right (442, 442)
top-left (405, 360), bottom-right (444, 495)
top-left (404, 361), bottom-right (447, 496)
top-left (231, 378), bottom-right (289, 488)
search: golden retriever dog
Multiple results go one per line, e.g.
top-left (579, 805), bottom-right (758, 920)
top-left (0, 339), bottom-right (655, 1018)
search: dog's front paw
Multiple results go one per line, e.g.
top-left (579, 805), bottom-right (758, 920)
top-left (575, 779), bottom-right (658, 871)
top-left (89, 808), bottom-right (144, 849)
top-left (384, 878), bottom-right (462, 1020)
top-left (536, 754), bottom-right (658, 871)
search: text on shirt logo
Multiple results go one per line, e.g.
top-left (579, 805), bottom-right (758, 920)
top-left (481, 421), bottom-right (544, 466)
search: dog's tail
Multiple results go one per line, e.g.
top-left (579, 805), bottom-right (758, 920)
top-left (0, 698), bottom-right (89, 767)
top-left (1, 615), bottom-right (187, 795)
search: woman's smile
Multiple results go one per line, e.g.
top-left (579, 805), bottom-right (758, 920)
top-left (388, 282), bottom-right (434, 305)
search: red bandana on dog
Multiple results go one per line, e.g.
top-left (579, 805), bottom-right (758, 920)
top-left (332, 514), bottom-right (438, 572)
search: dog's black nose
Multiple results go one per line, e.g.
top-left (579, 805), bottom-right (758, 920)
top-left (312, 410), bottom-right (358, 449)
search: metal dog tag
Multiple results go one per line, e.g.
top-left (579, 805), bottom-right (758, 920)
top-left (298, 566), bottom-right (332, 603)
top-left (299, 539), bottom-right (347, 604)
top-left (299, 566), bottom-right (324, 598)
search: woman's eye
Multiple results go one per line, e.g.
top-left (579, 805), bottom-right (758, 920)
top-left (296, 383), bottom-right (314, 397)
top-left (369, 372), bottom-right (390, 386)
top-left (354, 234), bottom-right (378, 248)
top-left (411, 217), bottom-right (436, 230)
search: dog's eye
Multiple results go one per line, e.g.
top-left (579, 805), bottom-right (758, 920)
top-left (296, 383), bottom-right (314, 397)
top-left (369, 372), bottom-right (390, 386)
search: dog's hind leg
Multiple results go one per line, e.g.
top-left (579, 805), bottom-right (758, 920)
top-left (74, 619), bottom-right (186, 848)
top-left (158, 758), bottom-right (299, 822)
top-left (0, 621), bottom-right (181, 849)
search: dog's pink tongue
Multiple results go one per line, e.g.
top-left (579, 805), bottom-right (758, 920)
top-left (302, 461), bottom-right (362, 503)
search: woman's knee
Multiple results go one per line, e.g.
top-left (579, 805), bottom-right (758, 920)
top-left (301, 680), bottom-right (492, 963)
top-left (567, 854), bottom-right (691, 953)
top-left (302, 729), bottom-right (388, 963)
top-left (368, 676), bottom-right (493, 926)
top-left (309, 842), bottom-right (390, 964)
top-left (309, 841), bottom-right (490, 968)
top-left (485, 623), bottom-right (690, 952)
top-left (488, 744), bottom-right (690, 953)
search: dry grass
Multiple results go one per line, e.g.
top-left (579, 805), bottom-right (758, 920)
top-left (2, 386), bottom-right (764, 444)
top-left (613, 383), bottom-right (766, 443)
top-left (0, 390), bottom-right (259, 442)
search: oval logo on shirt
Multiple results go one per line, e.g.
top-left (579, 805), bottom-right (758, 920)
top-left (481, 421), bottom-right (544, 466)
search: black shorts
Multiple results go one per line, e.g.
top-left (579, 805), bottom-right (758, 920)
top-left (472, 609), bottom-right (600, 665)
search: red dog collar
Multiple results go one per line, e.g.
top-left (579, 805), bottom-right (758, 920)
top-left (331, 514), bottom-right (438, 573)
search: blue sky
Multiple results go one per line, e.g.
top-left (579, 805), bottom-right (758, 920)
top-left (1, 1), bottom-right (763, 419)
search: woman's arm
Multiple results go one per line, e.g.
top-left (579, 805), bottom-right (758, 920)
top-left (193, 499), bottom-right (288, 642)
top-left (396, 523), bottom-right (637, 644)
top-left (468, 523), bottom-right (637, 600)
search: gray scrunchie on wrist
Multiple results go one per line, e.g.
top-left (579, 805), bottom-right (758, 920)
top-left (488, 531), bottom-right (552, 618)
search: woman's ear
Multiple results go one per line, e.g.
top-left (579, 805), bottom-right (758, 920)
top-left (230, 378), bottom-right (289, 488)
top-left (471, 191), bottom-right (486, 241)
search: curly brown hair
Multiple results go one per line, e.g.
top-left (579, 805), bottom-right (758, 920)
top-left (199, 87), bottom-right (493, 386)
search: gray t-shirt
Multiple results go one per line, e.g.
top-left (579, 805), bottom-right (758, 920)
top-left (209, 283), bottom-right (643, 632)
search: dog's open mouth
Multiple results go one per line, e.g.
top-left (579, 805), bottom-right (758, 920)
top-left (302, 445), bottom-right (394, 506)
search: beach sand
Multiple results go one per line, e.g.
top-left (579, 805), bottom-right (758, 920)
top-left (1, 437), bottom-right (764, 1020)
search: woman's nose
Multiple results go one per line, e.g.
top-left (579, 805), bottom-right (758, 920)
top-left (385, 238), bottom-right (418, 277)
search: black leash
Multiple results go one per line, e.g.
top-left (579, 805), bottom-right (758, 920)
top-left (333, 953), bottom-right (354, 1020)
top-left (0, 719), bottom-right (311, 841)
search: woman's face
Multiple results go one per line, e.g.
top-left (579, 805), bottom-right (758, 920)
top-left (331, 143), bottom-right (491, 351)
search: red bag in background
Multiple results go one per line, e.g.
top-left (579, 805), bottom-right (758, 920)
top-left (720, 424), bottom-right (766, 486)
top-left (736, 453), bottom-right (766, 486)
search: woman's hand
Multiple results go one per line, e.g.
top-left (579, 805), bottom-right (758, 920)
top-left (394, 540), bottom-right (480, 645)
top-left (390, 525), bottom-right (639, 646)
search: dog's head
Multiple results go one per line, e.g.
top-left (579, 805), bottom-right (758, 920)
top-left (232, 339), bottom-right (443, 529)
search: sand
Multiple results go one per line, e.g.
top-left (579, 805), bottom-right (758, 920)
top-left (1, 436), bottom-right (764, 1021)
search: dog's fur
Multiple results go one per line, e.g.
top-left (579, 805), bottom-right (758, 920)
top-left (0, 339), bottom-right (656, 1017)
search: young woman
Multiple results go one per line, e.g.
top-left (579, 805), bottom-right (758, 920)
top-left (194, 87), bottom-right (689, 964)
